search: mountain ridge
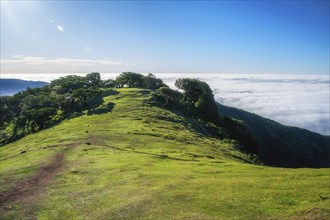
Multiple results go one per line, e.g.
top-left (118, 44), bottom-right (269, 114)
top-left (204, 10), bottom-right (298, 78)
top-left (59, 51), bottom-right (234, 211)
top-left (217, 103), bottom-right (330, 168)
top-left (0, 78), bottom-right (49, 96)
top-left (1, 88), bottom-right (329, 219)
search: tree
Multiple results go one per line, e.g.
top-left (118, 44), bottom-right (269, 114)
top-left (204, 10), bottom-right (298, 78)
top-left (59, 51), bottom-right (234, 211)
top-left (175, 78), bottom-right (218, 121)
top-left (155, 87), bottom-right (182, 105)
top-left (19, 94), bottom-right (58, 132)
top-left (104, 79), bottom-right (117, 88)
top-left (28, 107), bottom-right (57, 131)
top-left (142, 73), bottom-right (167, 90)
top-left (0, 96), bottom-right (14, 126)
top-left (1, 74), bottom-right (111, 145)
top-left (116, 72), bottom-right (144, 88)
top-left (71, 88), bottom-right (102, 111)
top-left (51, 75), bottom-right (87, 94)
top-left (87, 95), bottom-right (103, 111)
top-left (86, 72), bottom-right (102, 89)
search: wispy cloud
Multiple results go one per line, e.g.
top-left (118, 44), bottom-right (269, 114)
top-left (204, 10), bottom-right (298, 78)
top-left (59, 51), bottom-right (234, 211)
top-left (13, 54), bottom-right (23, 58)
top-left (56, 25), bottom-right (65, 32)
top-left (1, 56), bottom-right (130, 74)
top-left (2, 56), bottom-right (124, 66)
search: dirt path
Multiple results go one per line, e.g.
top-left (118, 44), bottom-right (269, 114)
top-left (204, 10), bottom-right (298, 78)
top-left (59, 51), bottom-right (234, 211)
top-left (0, 151), bottom-right (65, 205)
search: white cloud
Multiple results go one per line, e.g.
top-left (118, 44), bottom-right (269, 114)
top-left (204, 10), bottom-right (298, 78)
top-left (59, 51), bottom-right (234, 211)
top-left (1, 56), bottom-right (130, 74)
top-left (1, 56), bottom-right (124, 66)
top-left (56, 25), bottom-right (64, 32)
top-left (13, 55), bottom-right (22, 58)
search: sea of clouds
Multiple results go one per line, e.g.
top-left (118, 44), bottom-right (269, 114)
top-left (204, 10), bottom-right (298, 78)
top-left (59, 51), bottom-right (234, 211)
top-left (157, 73), bottom-right (329, 136)
top-left (2, 73), bottom-right (329, 135)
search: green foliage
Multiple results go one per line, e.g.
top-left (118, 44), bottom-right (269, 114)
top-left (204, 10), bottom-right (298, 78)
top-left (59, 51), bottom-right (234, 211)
top-left (87, 102), bottom-right (116, 115)
top-left (116, 72), bottom-right (144, 88)
top-left (71, 88), bottom-right (102, 111)
top-left (142, 73), bottom-right (167, 90)
top-left (175, 78), bottom-right (219, 121)
top-left (206, 122), bottom-right (227, 139)
top-left (86, 72), bottom-right (102, 89)
top-left (0, 96), bottom-right (15, 127)
top-left (0, 73), bottom-right (110, 145)
top-left (154, 87), bottom-right (182, 105)
top-left (101, 89), bottom-right (119, 97)
top-left (220, 116), bottom-right (260, 155)
top-left (50, 75), bottom-right (87, 94)
top-left (115, 72), bottom-right (167, 90)
top-left (103, 79), bottom-right (117, 88)
top-left (17, 94), bottom-right (58, 132)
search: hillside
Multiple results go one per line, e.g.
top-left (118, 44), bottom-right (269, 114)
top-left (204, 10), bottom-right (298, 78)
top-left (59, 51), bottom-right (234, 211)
top-left (1, 88), bottom-right (329, 219)
top-left (217, 104), bottom-right (330, 168)
top-left (0, 79), bottom-right (48, 96)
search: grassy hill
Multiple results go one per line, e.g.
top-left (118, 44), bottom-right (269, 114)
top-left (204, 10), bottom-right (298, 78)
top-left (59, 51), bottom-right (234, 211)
top-left (1, 88), bottom-right (329, 219)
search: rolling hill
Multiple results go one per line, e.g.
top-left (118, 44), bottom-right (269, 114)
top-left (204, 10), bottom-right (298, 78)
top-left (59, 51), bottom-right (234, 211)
top-left (0, 88), bottom-right (329, 219)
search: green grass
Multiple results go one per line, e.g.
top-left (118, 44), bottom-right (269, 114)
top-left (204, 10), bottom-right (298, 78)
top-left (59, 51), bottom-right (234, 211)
top-left (1, 88), bottom-right (329, 219)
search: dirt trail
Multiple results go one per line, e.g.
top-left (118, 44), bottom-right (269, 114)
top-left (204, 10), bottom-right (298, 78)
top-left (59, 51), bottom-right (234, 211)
top-left (0, 151), bottom-right (64, 205)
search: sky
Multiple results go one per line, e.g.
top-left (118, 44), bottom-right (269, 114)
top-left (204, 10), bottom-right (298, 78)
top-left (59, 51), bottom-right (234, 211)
top-left (1, 0), bottom-right (329, 74)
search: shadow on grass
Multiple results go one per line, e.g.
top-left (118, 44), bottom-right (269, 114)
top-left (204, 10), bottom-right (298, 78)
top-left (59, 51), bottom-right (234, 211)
top-left (102, 89), bottom-right (119, 97)
top-left (87, 102), bottom-right (116, 115)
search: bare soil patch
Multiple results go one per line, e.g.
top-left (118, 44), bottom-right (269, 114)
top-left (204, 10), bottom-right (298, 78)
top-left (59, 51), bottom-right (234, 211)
top-left (0, 151), bottom-right (64, 205)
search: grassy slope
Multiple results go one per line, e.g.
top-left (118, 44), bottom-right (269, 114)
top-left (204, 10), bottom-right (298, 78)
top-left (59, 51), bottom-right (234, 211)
top-left (0, 88), bottom-right (329, 219)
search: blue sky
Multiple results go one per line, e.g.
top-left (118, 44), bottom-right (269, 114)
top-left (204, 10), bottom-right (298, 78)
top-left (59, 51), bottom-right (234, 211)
top-left (1, 0), bottom-right (329, 74)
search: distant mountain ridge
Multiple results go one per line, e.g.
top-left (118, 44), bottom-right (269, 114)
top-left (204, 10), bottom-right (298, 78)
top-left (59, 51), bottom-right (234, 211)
top-left (217, 103), bottom-right (330, 168)
top-left (0, 79), bottom-right (48, 96)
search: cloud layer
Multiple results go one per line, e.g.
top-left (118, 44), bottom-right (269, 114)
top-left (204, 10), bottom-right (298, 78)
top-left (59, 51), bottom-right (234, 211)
top-left (1, 56), bottom-right (129, 73)
top-left (158, 73), bottom-right (330, 135)
top-left (1, 56), bottom-right (123, 66)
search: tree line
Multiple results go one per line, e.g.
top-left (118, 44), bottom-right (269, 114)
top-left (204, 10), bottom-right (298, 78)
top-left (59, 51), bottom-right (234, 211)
top-left (0, 72), bottom-right (169, 144)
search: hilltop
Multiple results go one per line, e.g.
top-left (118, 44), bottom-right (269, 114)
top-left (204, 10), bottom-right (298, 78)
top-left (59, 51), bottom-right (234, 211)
top-left (0, 73), bottom-right (329, 219)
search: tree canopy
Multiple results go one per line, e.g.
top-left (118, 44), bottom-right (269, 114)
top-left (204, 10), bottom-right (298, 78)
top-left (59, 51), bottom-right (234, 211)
top-left (175, 78), bottom-right (219, 121)
top-left (116, 72), bottom-right (144, 88)
top-left (0, 72), bottom-right (168, 145)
